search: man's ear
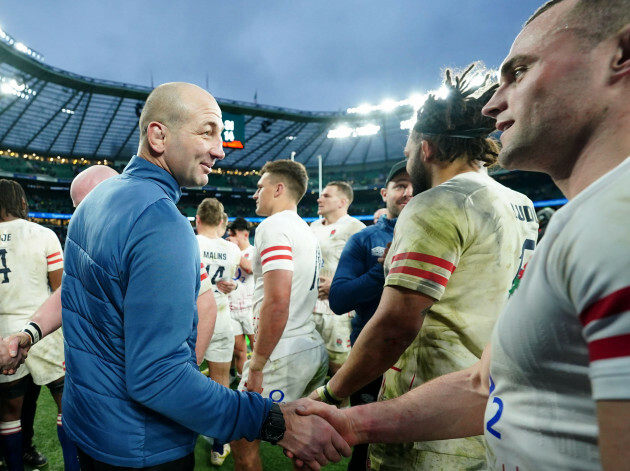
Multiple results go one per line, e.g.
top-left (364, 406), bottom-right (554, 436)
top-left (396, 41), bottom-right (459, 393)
top-left (147, 122), bottom-right (168, 154)
top-left (380, 187), bottom-right (387, 202)
top-left (611, 25), bottom-right (630, 81)
top-left (421, 139), bottom-right (435, 162)
top-left (275, 181), bottom-right (285, 198)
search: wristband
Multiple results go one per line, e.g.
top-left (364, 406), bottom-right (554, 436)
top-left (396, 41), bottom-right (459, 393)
top-left (21, 321), bottom-right (43, 346)
top-left (325, 382), bottom-right (344, 403)
top-left (316, 383), bottom-right (343, 406)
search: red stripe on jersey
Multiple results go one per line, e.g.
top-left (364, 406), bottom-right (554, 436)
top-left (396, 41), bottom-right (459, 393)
top-left (47, 251), bottom-right (61, 259)
top-left (391, 252), bottom-right (456, 273)
top-left (0, 425), bottom-right (22, 435)
top-left (260, 245), bottom-right (292, 257)
top-left (390, 366), bottom-right (401, 372)
top-left (262, 254), bottom-right (292, 265)
top-left (47, 258), bottom-right (63, 265)
top-left (389, 266), bottom-right (449, 287)
top-left (589, 333), bottom-right (630, 362)
top-left (579, 286), bottom-right (630, 327)
top-left (200, 272), bottom-right (208, 281)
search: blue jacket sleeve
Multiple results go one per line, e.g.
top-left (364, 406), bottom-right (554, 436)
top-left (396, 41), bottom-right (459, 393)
top-left (329, 231), bottom-right (386, 315)
top-left (122, 201), bottom-right (271, 442)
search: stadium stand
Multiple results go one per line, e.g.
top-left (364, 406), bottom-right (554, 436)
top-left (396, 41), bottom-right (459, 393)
top-left (0, 28), bottom-right (565, 247)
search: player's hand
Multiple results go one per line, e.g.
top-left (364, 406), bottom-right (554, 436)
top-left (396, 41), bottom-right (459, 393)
top-left (1, 334), bottom-right (29, 375)
top-left (245, 369), bottom-right (264, 393)
top-left (216, 280), bottom-right (237, 294)
top-left (279, 399), bottom-right (352, 470)
top-left (317, 276), bottom-right (332, 300)
top-left (377, 242), bottom-right (392, 265)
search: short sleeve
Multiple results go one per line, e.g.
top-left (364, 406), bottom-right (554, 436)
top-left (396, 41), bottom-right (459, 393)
top-left (384, 191), bottom-right (466, 301)
top-left (255, 221), bottom-right (293, 274)
top-left (44, 228), bottom-right (64, 272)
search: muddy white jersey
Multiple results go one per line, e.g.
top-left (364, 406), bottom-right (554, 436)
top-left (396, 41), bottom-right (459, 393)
top-left (486, 157), bottom-right (630, 471)
top-left (379, 171), bottom-right (538, 467)
top-left (196, 235), bottom-right (241, 313)
top-left (311, 215), bottom-right (365, 315)
top-left (252, 210), bottom-right (323, 359)
top-left (0, 219), bottom-right (63, 332)
top-left (229, 245), bottom-right (255, 313)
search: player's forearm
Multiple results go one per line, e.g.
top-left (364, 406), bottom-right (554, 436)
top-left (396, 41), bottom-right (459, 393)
top-left (597, 400), bottom-right (630, 470)
top-left (252, 302), bottom-right (289, 366)
top-left (29, 288), bottom-right (63, 338)
top-left (195, 290), bottom-right (217, 364)
top-left (346, 365), bottom-right (487, 445)
top-left (329, 314), bottom-right (417, 398)
top-left (329, 286), bottom-right (426, 398)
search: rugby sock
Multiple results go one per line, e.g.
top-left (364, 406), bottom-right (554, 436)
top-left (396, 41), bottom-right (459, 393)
top-left (57, 414), bottom-right (80, 471)
top-left (0, 420), bottom-right (23, 471)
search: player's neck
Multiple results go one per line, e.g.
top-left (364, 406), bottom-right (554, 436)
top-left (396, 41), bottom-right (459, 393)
top-left (323, 210), bottom-right (347, 225)
top-left (269, 199), bottom-right (297, 216)
top-left (432, 159), bottom-right (485, 188)
top-left (197, 225), bottom-right (220, 239)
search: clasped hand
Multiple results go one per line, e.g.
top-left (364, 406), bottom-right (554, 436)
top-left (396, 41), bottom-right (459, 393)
top-left (0, 332), bottom-right (31, 375)
top-left (279, 398), bottom-right (359, 470)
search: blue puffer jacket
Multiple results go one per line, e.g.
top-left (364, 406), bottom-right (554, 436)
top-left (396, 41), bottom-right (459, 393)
top-left (61, 156), bottom-right (271, 467)
top-left (329, 215), bottom-right (396, 344)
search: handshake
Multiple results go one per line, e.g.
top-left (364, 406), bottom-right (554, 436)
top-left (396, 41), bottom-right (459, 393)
top-left (276, 393), bottom-right (364, 471)
top-left (0, 331), bottom-right (32, 375)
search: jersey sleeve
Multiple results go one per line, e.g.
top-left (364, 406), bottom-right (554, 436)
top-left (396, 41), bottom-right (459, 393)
top-left (44, 228), bottom-right (64, 272)
top-left (199, 262), bottom-right (212, 295)
top-left (384, 191), bottom-right (466, 301)
top-left (560, 206), bottom-right (630, 401)
top-left (255, 221), bottom-right (293, 274)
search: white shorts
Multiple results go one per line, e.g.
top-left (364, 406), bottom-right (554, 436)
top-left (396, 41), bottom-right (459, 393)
top-left (239, 343), bottom-right (327, 403)
top-left (313, 311), bottom-right (352, 363)
top-left (229, 307), bottom-right (254, 336)
top-left (204, 305), bottom-right (235, 363)
top-left (0, 328), bottom-right (66, 385)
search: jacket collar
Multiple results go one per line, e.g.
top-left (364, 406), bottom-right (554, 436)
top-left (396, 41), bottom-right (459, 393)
top-left (124, 156), bottom-right (182, 203)
top-left (376, 214), bottom-right (397, 233)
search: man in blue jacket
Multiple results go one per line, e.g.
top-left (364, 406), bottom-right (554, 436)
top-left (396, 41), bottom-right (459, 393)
top-left (61, 82), bottom-right (350, 470)
top-left (328, 160), bottom-right (412, 470)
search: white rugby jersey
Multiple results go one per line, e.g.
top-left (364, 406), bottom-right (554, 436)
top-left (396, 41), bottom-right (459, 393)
top-left (252, 210), bottom-right (323, 359)
top-left (311, 215), bottom-right (365, 315)
top-left (485, 157), bottom-right (630, 471)
top-left (381, 171), bottom-right (538, 466)
top-left (196, 235), bottom-right (241, 313)
top-left (0, 219), bottom-right (63, 332)
top-left (228, 245), bottom-right (255, 313)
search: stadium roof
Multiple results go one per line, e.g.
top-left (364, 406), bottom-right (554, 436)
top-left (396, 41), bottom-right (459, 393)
top-left (0, 37), bottom-right (413, 170)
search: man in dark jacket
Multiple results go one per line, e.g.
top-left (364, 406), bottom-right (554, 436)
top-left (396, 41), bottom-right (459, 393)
top-left (328, 160), bottom-right (411, 470)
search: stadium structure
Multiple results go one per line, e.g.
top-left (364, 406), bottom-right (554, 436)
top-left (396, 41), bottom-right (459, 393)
top-left (0, 28), bottom-right (565, 244)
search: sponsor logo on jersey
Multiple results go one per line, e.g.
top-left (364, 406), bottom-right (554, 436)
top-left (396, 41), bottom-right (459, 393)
top-left (329, 229), bottom-right (336, 238)
top-left (371, 246), bottom-right (386, 257)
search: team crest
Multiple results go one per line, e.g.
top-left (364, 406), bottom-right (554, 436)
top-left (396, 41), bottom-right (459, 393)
top-left (371, 246), bottom-right (386, 257)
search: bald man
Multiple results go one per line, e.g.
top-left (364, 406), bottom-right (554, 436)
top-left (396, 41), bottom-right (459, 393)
top-left (58, 83), bottom-right (349, 470)
top-left (69, 164), bottom-right (119, 207)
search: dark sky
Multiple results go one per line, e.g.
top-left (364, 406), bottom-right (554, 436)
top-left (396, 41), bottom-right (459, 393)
top-left (1, 1), bottom-right (543, 111)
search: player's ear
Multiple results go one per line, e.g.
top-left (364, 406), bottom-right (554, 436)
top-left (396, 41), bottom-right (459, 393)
top-left (380, 187), bottom-right (387, 202)
top-left (610, 25), bottom-right (630, 81)
top-left (275, 181), bottom-right (285, 198)
top-left (421, 139), bottom-right (435, 162)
